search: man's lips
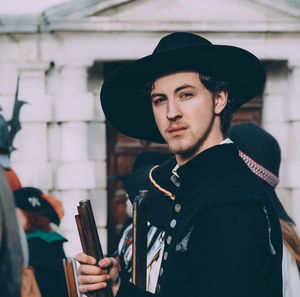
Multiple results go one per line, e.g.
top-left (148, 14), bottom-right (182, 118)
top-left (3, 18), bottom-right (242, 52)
top-left (167, 126), bottom-right (187, 135)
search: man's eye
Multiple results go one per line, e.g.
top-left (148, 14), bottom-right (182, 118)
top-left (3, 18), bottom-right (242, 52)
top-left (153, 97), bottom-right (165, 105)
top-left (180, 92), bottom-right (192, 98)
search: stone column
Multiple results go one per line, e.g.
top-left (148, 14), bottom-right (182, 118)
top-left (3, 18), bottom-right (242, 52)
top-left (0, 35), bottom-right (19, 129)
top-left (7, 35), bottom-right (53, 191)
top-left (286, 61), bottom-right (300, 230)
top-left (52, 59), bottom-right (107, 256)
top-left (13, 61), bottom-right (53, 189)
top-left (262, 61), bottom-right (292, 214)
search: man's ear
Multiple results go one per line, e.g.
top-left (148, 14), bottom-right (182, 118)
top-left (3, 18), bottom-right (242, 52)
top-left (214, 91), bottom-right (228, 115)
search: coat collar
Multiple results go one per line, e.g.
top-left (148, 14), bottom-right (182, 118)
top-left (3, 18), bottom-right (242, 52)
top-left (176, 143), bottom-right (240, 183)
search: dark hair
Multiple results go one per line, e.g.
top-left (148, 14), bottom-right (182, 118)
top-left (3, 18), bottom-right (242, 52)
top-left (198, 73), bottom-right (233, 137)
top-left (140, 80), bottom-right (153, 98)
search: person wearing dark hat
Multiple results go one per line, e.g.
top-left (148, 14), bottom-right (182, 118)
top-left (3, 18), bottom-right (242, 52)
top-left (0, 113), bottom-right (27, 297)
top-left (230, 122), bottom-right (300, 297)
top-left (14, 187), bottom-right (68, 297)
top-left (76, 32), bottom-right (283, 297)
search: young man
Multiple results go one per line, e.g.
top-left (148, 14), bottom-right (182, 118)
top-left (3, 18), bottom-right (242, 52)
top-left (76, 32), bottom-right (283, 297)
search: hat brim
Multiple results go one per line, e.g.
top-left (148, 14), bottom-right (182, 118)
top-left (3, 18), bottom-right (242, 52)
top-left (100, 44), bottom-right (266, 143)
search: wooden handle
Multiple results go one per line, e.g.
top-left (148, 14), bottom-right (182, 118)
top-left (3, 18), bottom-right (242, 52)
top-left (132, 190), bottom-right (148, 290)
top-left (63, 258), bottom-right (80, 297)
top-left (75, 200), bottom-right (113, 297)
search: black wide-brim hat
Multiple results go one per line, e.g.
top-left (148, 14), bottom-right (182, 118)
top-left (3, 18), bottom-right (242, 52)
top-left (100, 32), bottom-right (266, 143)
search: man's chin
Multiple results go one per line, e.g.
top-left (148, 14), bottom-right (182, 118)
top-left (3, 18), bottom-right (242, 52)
top-left (167, 138), bottom-right (203, 158)
top-left (168, 140), bottom-right (192, 155)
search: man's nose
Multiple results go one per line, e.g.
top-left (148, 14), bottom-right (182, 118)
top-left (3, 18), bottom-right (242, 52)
top-left (167, 100), bottom-right (182, 121)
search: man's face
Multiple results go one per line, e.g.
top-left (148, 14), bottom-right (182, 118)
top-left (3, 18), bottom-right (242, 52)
top-left (151, 71), bottom-right (223, 163)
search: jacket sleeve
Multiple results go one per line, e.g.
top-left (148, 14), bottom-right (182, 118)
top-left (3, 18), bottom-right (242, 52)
top-left (188, 202), bottom-right (277, 297)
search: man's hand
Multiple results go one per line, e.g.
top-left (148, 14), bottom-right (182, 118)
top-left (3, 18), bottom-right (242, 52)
top-left (76, 253), bottom-right (121, 296)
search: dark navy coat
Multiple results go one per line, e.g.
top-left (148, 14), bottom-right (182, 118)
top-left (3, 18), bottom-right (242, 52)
top-left (118, 144), bottom-right (283, 297)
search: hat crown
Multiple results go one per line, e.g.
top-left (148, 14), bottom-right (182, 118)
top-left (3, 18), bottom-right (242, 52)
top-left (153, 32), bottom-right (212, 54)
top-left (230, 123), bottom-right (281, 177)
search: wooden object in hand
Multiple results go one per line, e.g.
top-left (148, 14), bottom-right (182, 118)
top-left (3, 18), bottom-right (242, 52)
top-left (132, 190), bottom-right (148, 290)
top-left (75, 200), bottom-right (114, 297)
top-left (63, 257), bottom-right (80, 297)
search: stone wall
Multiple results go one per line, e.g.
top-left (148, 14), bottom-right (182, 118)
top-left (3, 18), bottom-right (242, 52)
top-left (0, 33), bottom-right (108, 256)
top-left (262, 60), bottom-right (300, 231)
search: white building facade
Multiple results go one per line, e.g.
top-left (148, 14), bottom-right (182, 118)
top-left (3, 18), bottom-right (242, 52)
top-left (1, 0), bottom-right (300, 256)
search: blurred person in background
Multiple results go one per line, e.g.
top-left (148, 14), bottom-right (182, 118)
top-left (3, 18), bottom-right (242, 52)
top-left (1, 111), bottom-right (26, 297)
top-left (1, 113), bottom-right (28, 262)
top-left (14, 187), bottom-right (68, 297)
top-left (230, 122), bottom-right (300, 297)
top-left (0, 166), bottom-right (23, 297)
top-left (1, 80), bottom-right (42, 296)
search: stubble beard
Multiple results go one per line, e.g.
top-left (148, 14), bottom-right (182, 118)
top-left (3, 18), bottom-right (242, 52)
top-left (167, 111), bottom-right (216, 159)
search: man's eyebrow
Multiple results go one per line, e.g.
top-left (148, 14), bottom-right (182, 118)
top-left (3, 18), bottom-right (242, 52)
top-left (150, 93), bottom-right (166, 100)
top-left (150, 84), bottom-right (195, 99)
top-left (175, 84), bottom-right (195, 93)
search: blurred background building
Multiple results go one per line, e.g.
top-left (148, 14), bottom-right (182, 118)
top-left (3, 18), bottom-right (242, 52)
top-left (1, 0), bottom-right (300, 256)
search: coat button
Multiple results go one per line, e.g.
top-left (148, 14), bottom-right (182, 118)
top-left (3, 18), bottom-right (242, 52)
top-left (174, 203), bottom-right (181, 213)
top-left (170, 219), bottom-right (176, 228)
top-left (159, 267), bottom-right (164, 276)
top-left (164, 251), bottom-right (168, 260)
top-left (166, 236), bottom-right (172, 245)
top-left (157, 284), bottom-right (161, 292)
